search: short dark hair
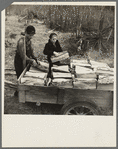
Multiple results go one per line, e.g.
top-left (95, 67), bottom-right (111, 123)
top-left (49, 33), bottom-right (57, 39)
top-left (25, 25), bottom-right (35, 34)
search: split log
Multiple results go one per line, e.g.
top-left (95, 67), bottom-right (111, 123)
top-left (21, 77), bottom-right (44, 86)
top-left (5, 80), bottom-right (17, 89)
top-left (24, 71), bottom-right (46, 79)
top-left (51, 78), bottom-right (73, 88)
top-left (5, 71), bottom-right (16, 75)
top-left (52, 65), bottom-right (69, 73)
top-left (73, 78), bottom-right (96, 89)
top-left (51, 51), bottom-right (69, 63)
top-left (53, 72), bottom-right (72, 79)
top-left (75, 66), bottom-right (96, 79)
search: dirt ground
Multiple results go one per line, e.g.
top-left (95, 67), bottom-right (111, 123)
top-left (4, 15), bottom-right (114, 115)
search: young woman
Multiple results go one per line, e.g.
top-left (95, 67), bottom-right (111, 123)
top-left (43, 33), bottom-right (63, 78)
top-left (14, 25), bottom-right (38, 96)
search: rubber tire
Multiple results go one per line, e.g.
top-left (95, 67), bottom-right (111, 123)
top-left (61, 101), bottom-right (101, 115)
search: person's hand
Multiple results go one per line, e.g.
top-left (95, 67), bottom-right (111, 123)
top-left (53, 51), bottom-right (59, 57)
top-left (30, 59), bottom-right (36, 66)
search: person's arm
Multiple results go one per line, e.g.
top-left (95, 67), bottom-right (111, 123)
top-left (55, 40), bottom-right (63, 52)
top-left (30, 41), bottom-right (38, 63)
top-left (43, 43), bottom-right (54, 56)
top-left (18, 39), bottom-right (33, 69)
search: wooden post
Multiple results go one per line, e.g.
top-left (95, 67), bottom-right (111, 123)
top-left (19, 91), bottom-right (26, 103)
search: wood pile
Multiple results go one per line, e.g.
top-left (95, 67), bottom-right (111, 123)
top-left (19, 57), bottom-right (114, 91)
top-left (70, 59), bottom-right (114, 91)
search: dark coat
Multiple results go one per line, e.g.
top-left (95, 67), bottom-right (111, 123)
top-left (43, 39), bottom-right (62, 62)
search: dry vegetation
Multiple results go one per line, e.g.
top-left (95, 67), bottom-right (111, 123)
top-left (4, 5), bottom-right (114, 114)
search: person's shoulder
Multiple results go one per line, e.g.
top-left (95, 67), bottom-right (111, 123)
top-left (18, 37), bottom-right (24, 45)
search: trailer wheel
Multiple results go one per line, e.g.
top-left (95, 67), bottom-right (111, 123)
top-left (61, 101), bottom-right (100, 115)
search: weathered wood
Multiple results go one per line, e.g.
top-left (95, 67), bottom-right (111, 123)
top-left (57, 88), bottom-right (113, 110)
top-left (97, 83), bottom-right (113, 91)
top-left (19, 91), bottom-right (25, 103)
top-left (52, 78), bottom-right (73, 88)
top-left (5, 71), bottom-right (16, 75)
top-left (5, 80), bottom-right (17, 89)
top-left (52, 65), bottom-right (69, 73)
top-left (73, 78), bottom-right (96, 89)
top-left (51, 51), bottom-right (69, 63)
top-left (95, 70), bottom-right (114, 76)
top-left (29, 67), bottom-right (44, 73)
top-left (53, 72), bottom-right (72, 79)
top-left (25, 91), bottom-right (57, 104)
top-left (75, 66), bottom-right (96, 79)
top-left (21, 77), bottom-right (44, 85)
top-left (90, 60), bottom-right (110, 69)
top-left (32, 63), bottom-right (48, 72)
top-left (24, 71), bottom-right (46, 79)
top-left (17, 64), bottom-right (29, 84)
top-left (71, 62), bottom-right (92, 69)
top-left (24, 86), bottom-right (58, 104)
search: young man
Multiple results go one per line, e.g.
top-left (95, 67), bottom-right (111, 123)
top-left (43, 33), bottom-right (63, 78)
top-left (14, 25), bottom-right (38, 96)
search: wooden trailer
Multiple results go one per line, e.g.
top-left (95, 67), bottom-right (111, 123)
top-left (17, 65), bottom-right (113, 115)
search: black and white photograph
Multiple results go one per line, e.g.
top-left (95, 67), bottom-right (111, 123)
top-left (2, 1), bottom-right (116, 147)
top-left (4, 3), bottom-right (115, 115)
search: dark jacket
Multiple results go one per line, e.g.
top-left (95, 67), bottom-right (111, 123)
top-left (43, 39), bottom-right (62, 62)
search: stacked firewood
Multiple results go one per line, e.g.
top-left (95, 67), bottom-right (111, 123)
top-left (71, 59), bottom-right (114, 90)
top-left (20, 52), bottom-right (114, 91)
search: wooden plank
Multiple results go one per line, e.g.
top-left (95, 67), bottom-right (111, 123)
top-left (18, 84), bottom-right (58, 91)
top-left (17, 64), bottom-right (29, 84)
top-left (25, 87), bottom-right (58, 104)
top-left (57, 88), bottom-right (113, 110)
top-left (19, 91), bottom-right (25, 103)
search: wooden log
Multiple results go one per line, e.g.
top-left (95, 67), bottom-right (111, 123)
top-left (5, 80), bottom-right (17, 89)
top-left (53, 72), bottom-right (72, 79)
top-left (32, 63), bottom-right (48, 72)
top-left (71, 62), bottom-right (92, 69)
top-left (75, 66), bottom-right (96, 79)
top-left (97, 75), bottom-right (114, 91)
top-left (51, 78), bottom-right (73, 88)
top-left (21, 77), bottom-right (44, 86)
top-left (24, 71), bottom-right (46, 79)
top-left (52, 65), bottom-right (69, 73)
top-left (51, 51), bottom-right (69, 63)
top-left (73, 78), bottom-right (96, 89)
top-left (94, 69), bottom-right (114, 76)
top-left (5, 71), bottom-right (16, 75)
